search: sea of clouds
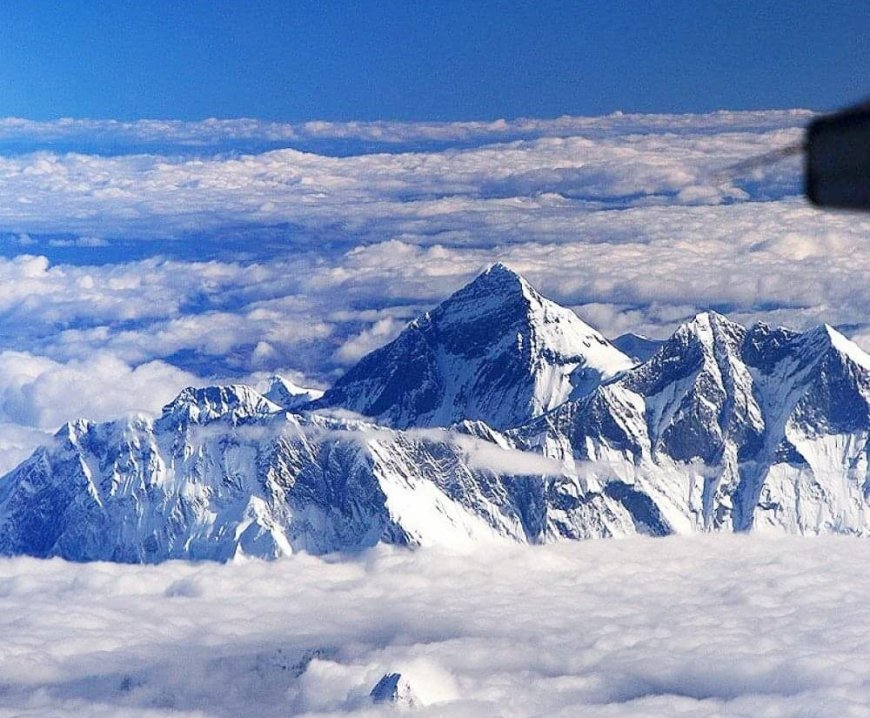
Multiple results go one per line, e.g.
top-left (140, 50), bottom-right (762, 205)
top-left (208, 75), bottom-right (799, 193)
top-left (0, 114), bottom-right (868, 715)
top-left (0, 109), bottom-right (867, 471)
top-left (1, 536), bottom-right (868, 717)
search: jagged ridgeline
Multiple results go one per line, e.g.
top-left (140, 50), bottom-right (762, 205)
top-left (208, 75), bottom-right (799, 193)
top-left (0, 264), bottom-right (868, 562)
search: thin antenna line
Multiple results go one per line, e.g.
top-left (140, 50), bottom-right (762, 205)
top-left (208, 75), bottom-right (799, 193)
top-left (710, 141), bottom-right (804, 185)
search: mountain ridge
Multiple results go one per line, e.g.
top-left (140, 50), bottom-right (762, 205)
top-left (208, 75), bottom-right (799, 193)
top-left (0, 267), bottom-right (867, 562)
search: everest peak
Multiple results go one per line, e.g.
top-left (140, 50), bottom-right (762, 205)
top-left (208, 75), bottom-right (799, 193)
top-left (313, 265), bottom-right (633, 429)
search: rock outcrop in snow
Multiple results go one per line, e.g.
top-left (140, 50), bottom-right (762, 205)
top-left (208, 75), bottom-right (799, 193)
top-left (370, 673), bottom-right (418, 707)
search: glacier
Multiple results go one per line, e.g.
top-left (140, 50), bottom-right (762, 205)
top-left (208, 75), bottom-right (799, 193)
top-left (0, 264), bottom-right (867, 562)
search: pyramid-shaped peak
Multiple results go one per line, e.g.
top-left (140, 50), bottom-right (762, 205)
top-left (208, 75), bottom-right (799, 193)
top-left (314, 260), bottom-right (632, 429)
top-left (426, 263), bottom-right (542, 327)
top-left (458, 262), bottom-right (533, 296)
top-left (431, 263), bottom-right (618, 349)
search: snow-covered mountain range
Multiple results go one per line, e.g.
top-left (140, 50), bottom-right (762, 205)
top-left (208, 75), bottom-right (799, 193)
top-left (0, 265), bottom-right (868, 562)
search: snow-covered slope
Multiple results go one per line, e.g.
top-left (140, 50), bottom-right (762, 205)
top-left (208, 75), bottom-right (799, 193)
top-left (0, 383), bottom-right (649, 562)
top-left (517, 312), bottom-right (870, 536)
top-left (312, 263), bottom-right (634, 429)
top-left (261, 375), bottom-right (323, 411)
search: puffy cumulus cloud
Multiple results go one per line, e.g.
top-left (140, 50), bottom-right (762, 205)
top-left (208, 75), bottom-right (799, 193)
top-left (0, 253), bottom-right (332, 362)
top-left (0, 536), bottom-right (869, 716)
top-left (55, 309), bottom-right (333, 367)
top-left (333, 318), bottom-right (406, 365)
top-left (0, 255), bottom-right (192, 329)
top-left (0, 350), bottom-right (205, 473)
top-left (0, 350), bottom-right (200, 430)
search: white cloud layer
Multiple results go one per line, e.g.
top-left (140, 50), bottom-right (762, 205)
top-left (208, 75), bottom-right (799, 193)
top-left (0, 351), bottom-right (199, 430)
top-left (0, 109), bottom-right (812, 149)
top-left (0, 536), bottom-right (868, 716)
top-left (0, 125), bottom-right (804, 239)
top-left (0, 108), bottom-right (865, 471)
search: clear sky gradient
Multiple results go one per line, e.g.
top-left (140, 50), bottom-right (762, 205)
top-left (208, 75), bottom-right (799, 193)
top-left (0, 0), bottom-right (866, 121)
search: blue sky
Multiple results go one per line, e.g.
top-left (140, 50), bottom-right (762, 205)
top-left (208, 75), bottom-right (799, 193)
top-left (0, 1), bottom-right (866, 121)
